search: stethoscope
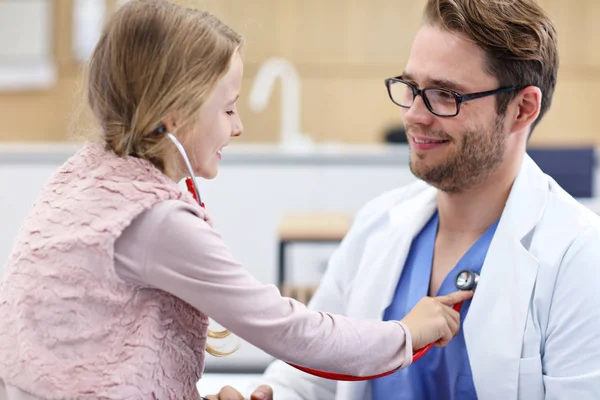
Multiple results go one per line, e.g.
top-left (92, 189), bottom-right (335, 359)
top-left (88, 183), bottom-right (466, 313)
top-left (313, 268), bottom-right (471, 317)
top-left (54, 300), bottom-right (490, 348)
top-left (160, 126), bottom-right (204, 208)
top-left (164, 129), bottom-right (482, 383)
top-left (285, 269), bottom-right (480, 381)
top-left (163, 130), bottom-right (214, 400)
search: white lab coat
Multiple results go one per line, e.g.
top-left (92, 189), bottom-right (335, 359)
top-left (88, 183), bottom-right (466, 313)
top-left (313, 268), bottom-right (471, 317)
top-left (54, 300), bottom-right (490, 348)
top-left (256, 155), bottom-right (600, 400)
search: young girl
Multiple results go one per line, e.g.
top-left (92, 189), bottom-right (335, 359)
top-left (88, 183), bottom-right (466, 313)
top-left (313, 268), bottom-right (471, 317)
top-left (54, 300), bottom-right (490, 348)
top-left (0, 1), bottom-right (471, 399)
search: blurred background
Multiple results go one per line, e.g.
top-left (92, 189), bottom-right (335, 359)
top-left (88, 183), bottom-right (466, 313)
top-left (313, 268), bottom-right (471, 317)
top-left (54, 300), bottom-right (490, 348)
top-left (2, 0), bottom-right (600, 145)
top-left (0, 0), bottom-right (599, 395)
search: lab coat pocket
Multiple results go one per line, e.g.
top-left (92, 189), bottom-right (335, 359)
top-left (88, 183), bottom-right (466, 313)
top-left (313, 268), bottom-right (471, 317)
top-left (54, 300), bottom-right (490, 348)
top-left (517, 354), bottom-right (544, 400)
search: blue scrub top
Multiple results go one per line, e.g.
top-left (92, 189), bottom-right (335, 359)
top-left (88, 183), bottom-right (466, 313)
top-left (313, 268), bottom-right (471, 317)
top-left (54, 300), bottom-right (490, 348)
top-left (371, 211), bottom-right (499, 400)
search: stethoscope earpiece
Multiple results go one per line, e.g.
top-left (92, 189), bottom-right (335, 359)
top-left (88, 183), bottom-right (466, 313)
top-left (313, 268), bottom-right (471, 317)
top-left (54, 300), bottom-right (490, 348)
top-left (155, 124), bottom-right (167, 134)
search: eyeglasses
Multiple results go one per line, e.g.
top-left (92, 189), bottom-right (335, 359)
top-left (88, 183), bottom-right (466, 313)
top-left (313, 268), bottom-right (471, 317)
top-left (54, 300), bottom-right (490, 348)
top-left (384, 76), bottom-right (518, 117)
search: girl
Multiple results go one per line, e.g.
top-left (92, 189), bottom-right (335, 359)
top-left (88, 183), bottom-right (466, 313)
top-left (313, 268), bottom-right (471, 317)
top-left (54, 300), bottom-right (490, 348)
top-left (0, 1), bottom-right (471, 399)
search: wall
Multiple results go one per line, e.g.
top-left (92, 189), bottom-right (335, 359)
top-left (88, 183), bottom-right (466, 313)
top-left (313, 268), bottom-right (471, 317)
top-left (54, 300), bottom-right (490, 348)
top-left (0, 0), bottom-right (598, 146)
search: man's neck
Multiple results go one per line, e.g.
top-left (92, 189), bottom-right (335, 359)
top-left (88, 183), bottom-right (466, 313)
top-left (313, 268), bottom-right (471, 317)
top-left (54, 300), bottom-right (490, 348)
top-left (436, 158), bottom-right (522, 238)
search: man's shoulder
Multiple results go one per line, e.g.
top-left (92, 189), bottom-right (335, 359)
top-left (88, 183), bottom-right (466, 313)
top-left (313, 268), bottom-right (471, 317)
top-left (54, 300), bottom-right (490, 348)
top-left (543, 181), bottom-right (600, 235)
top-left (537, 181), bottom-right (600, 262)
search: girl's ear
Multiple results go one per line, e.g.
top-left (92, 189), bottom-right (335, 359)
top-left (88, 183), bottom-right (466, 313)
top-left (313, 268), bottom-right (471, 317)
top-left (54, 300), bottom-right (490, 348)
top-left (161, 111), bottom-right (181, 133)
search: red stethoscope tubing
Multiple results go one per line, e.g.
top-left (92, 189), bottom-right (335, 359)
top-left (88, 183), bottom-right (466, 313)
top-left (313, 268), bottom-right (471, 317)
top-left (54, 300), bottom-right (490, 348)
top-left (185, 177), bottom-right (205, 208)
top-left (182, 174), bottom-right (466, 382)
top-left (284, 301), bottom-right (464, 382)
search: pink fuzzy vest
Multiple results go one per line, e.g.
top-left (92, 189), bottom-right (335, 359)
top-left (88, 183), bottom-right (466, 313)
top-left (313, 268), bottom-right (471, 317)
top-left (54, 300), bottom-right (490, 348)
top-left (0, 143), bottom-right (210, 399)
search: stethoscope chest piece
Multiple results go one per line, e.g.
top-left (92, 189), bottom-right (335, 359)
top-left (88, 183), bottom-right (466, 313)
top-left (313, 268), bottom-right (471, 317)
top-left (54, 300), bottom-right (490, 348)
top-left (455, 270), bottom-right (479, 291)
top-left (286, 269), bottom-right (482, 379)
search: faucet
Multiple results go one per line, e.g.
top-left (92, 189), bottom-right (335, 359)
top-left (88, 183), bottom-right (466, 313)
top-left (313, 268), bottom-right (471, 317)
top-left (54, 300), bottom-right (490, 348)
top-left (73, 0), bottom-right (106, 62)
top-left (249, 57), bottom-right (313, 149)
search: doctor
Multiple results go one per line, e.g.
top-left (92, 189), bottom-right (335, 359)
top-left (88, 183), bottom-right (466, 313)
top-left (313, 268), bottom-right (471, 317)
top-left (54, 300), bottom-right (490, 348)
top-left (208, 0), bottom-right (600, 399)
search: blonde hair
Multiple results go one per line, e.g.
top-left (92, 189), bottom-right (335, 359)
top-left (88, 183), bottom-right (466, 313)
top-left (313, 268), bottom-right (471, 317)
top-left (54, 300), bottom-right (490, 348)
top-left (87, 0), bottom-right (243, 174)
top-left (86, 0), bottom-right (243, 356)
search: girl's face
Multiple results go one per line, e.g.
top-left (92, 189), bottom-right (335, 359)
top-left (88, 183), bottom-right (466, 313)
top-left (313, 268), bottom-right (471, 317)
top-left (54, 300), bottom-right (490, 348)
top-left (186, 52), bottom-right (244, 179)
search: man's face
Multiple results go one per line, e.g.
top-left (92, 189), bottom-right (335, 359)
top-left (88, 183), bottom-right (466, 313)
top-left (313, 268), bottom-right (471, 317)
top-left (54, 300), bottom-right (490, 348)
top-left (401, 24), bottom-right (509, 193)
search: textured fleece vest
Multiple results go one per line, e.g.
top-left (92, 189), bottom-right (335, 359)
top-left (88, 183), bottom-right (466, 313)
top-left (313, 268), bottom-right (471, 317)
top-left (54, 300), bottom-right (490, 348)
top-left (0, 143), bottom-right (210, 399)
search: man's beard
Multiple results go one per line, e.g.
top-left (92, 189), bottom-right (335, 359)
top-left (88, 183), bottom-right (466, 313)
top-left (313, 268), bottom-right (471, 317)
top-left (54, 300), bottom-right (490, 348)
top-left (408, 115), bottom-right (507, 193)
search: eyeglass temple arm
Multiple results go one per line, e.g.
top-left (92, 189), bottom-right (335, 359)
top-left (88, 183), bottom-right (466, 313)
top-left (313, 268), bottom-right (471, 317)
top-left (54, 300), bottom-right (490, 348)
top-left (461, 86), bottom-right (518, 102)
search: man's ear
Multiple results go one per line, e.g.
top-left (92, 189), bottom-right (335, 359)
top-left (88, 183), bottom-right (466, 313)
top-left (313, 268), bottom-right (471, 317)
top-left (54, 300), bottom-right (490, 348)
top-left (508, 86), bottom-right (542, 134)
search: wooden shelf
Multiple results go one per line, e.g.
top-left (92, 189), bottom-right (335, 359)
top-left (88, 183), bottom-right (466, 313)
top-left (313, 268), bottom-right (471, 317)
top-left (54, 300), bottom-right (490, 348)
top-left (281, 284), bottom-right (320, 305)
top-left (278, 212), bottom-right (352, 242)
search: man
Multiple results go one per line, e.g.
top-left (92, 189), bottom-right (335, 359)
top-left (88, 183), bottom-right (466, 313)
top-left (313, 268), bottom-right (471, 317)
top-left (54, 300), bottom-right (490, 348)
top-left (208, 0), bottom-right (600, 399)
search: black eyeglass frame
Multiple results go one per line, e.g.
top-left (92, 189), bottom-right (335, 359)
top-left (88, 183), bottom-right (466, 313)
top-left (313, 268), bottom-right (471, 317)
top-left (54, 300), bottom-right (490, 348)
top-left (384, 76), bottom-right (519, 117)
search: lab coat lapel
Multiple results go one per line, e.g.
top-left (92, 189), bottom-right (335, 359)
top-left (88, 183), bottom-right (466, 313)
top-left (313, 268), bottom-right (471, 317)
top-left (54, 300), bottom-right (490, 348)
top-left (338, 186), bottom-right (438, 400)
top-left (464, 155), bottom-right (549, 399)
top-left (348, 186), bottom-right (438, 320)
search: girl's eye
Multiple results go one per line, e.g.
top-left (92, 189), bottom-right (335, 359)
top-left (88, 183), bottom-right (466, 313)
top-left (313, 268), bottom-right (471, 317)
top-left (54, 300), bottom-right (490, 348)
top-left (226, 111), bottom-right (235, 116)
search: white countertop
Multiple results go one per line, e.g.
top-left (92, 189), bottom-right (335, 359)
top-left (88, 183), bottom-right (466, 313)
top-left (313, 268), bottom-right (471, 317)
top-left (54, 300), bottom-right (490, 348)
top-left (4, 141), bottom-right (598, 167)
top-left (0, 141), bottom-right (411, 165)
top-left (197, 373), bottom-right (262, 398)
